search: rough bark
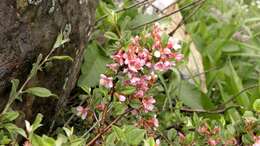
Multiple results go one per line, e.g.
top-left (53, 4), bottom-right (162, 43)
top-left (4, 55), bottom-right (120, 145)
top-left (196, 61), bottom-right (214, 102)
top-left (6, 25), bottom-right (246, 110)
top-left (0, 0), bottom-right (97, 121)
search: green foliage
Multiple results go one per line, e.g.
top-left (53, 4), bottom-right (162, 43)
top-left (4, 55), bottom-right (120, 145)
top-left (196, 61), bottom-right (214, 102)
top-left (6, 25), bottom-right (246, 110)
top-left (0, 111), bottom-right (26, 145)
top-left (179, 81), bottom-right (214, 109)
top-left (106, 125), bottom-right (146, 145)
top-left (25, 87), bottom-right (57, 98)
top-left (48, 56), bottom-right (73, 62)
top-left (253, 99), bottom-right (260, 112)
top-left (78, 43), bottom-right (111, 88)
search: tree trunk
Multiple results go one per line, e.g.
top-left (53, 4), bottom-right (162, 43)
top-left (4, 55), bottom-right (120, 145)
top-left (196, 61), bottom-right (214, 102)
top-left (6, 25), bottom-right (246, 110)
top-left (0, 0), bottom-right (97, 122)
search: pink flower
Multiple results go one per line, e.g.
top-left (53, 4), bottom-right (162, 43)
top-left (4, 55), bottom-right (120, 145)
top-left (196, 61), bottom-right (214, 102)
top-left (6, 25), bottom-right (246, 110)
top-left (76, 106), bottom-right (89, 120)
top-left (142, 97), bottom-right (156, 112)
top-left (100, 74), bottom-right (113, 89)
top-left (167, 37), bottom-right (181, 50)
top-left (150, 116), bottom-right (159, 127)
top-left (138, 49), bottom-right (150, 61)
top-left (253, 136), bottom-right (260, 146)
top-left (113, 50), bottom-right (124, 65)
top-left (178, 132), bottom-right (186, 142)
top-left (153, 40), bottom-right (161, 49)
top-left (96, 103), bottom-right (106, 111)
top-left (167, 37), bottom-right (175, 49)
top-left (174, 53), bottom-right (183, 61)
top-left (106, 63), bottom-right (119, 72)
top-left (23, 141), bottom-right (32, 146)
top-left (130, 77), bottom-right (141, 85)
top-left (162, 48), bottom-right (171, 55)
top-left (128, 59), bottom-right (144, 72)
top-left (118, 95), bottom-right (126, 102)
top-left (146, 62), bottom-right (152, 68)
top-left (208, 139), bottom-right (218, 146)
top-left (154, 61), bottom-right (173, 72)
top-left (135, 90), bottom-right (145, 98)
top-left (152, 23), bottom-right (162, 40)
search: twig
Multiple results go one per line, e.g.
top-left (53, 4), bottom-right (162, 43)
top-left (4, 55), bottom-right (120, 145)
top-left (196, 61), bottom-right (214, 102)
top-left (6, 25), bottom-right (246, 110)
top-left (130, 0), bottom-right (205, 30)
top-left (169, 0), bottom-right (206, 36)
top-left (85, 108), bottom-right (132, 146)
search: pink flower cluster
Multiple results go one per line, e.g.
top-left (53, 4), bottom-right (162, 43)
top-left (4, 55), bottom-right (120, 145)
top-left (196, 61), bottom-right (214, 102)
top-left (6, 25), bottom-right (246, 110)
top-left (253, 136), bottom-right (260, 146)
top-left (98, 24), bottom-right (183, 128)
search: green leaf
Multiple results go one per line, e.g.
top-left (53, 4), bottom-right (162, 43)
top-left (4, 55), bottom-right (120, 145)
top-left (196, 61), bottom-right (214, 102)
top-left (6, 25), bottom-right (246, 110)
top-left (29, 54), bottom-right (43, 78)
top-left (31, 113), bottom-right (43, 132)
top-left (179, 81), bottom-right (214, 109)
top-left (167, 129), bottom-right (177, 141)
top-left (9, 79), bottom-right (20, 100)
top-left (48, 56), bottom-right (73, 62)
top-left (78, 44), bottom-right (111, 88)
top-left (112, 126), bottom-right (125, 141)
top-left (112, 102), bottom-right (127, 115)
top-left (120, 16), bottom-right (131, 30)
top-left (31, 134), bottom-right (45, 146)
top-left (124, 125), bottom-right (145, 145)
top-left (63, 127), bottom-right (74, 137)
top-left (253, 99), bottom-right (260, 112)
top-left (129, 14), bottom-right (157, 29)
top-left (42, 135), bottom-right (56, 146)
top-left (144, 137), bottom-right (156, 146)
top-left (3, 123), bottom-right (27, 138)
top-left (226, 59), bottom-right (250, 108)
top-left (105, 133), bottom-right (116, 146)
top-left (55, 134), bottom-right (68, 146)
top-left (25, 87), bottom-right (56, 98)
top-left (129, 99), bottom-right (140, 109)
top-left (104, 31), bottom-right (119, 40)
top-left (218, 82), bottom-right (241, 123)
top-left (118, 86), bottom-right (136, 95)
top-left (161, 33), bottom-right (169, 48)
top-left (0, 111), bottom-right (19, 123)
top-left (53, 32), bottom-right (70, 49)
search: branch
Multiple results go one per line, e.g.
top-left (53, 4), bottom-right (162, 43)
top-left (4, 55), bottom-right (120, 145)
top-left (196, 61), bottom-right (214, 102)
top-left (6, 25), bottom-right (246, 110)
top-left (86, 108), bottom-right (133, 146)
top-left (130, 0), bottom-right (206, 30)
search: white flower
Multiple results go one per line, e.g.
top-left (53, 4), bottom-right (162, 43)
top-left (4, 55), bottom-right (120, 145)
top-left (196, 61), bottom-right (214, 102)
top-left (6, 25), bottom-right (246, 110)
top-left (25, 120), bottom-right (32, 133)
top-left (153, 50), bottom-right (161, 58)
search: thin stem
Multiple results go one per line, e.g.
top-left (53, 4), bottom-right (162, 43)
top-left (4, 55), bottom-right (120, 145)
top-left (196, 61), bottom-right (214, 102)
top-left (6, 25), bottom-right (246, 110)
top-left (86, 108), bottom-right (132, 146)
top-left (180, 105), bottom-right (241, 114)
top-left (159, 74), bottom-right (170, 111)
top-left (217, 84), bottom-right (260, 108)
top-left (81, 118), bottom-right (101, 138)
top-left (130, 0), bottom-right (205, 30)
